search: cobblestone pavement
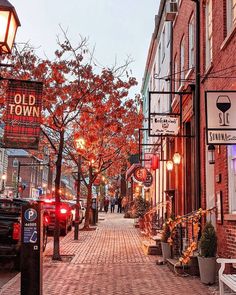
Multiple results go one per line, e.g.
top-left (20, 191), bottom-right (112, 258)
top-left (0, 213), bottom-right (219, 295)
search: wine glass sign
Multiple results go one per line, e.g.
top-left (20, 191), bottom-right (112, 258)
top-left (216, 95), bottom-right (231, 126)
top-left (205, 91), bottom-right (236, 145)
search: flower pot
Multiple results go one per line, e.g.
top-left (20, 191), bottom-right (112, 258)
top-left (161, 241), bottom-right (171, 261)
top-left (197, 256), bottom-right (216, 284)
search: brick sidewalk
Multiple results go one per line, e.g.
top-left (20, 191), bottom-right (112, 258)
top-left (0, 213), bottom-right (219, 295)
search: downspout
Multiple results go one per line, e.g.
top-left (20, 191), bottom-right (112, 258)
top-left (192, 0), bottom-right (201, 209)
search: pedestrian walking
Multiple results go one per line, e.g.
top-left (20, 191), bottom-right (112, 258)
top-left (104, 196), bottom-right (109, 213)
top-left (117, 195), bottom-right (123, 213)
top-left (110, 196), bottom-right (116, 213)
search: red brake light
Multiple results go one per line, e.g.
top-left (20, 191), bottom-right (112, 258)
top-left (13, 223), bottom-right (21, 240)
top-left (60, 208), bottom-right (67, 214)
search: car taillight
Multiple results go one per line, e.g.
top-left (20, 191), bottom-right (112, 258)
top-left (60, 208), bottom-right (67, 214)
top-left (13, 223), bottom-right (21, 240)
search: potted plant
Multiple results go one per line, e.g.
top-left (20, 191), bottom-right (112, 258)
top-left (197, 221), bottom-right (217, 284)
top-left (161, 222), bottom-right (172, 261)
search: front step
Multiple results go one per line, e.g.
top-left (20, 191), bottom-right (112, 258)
top-left (166, 256), bottom-right (199, 276)
top-left (142, 240), bottom-right (162, 255)
top-left (166, 258), bottom-right (190, 275)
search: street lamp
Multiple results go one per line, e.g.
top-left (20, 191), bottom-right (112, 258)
top-left (74, 137), bottom-right (85, 240)
top-left (1, 173), bottom-right (6, 193)
top-left (0, 0), bottom-right (20, 54)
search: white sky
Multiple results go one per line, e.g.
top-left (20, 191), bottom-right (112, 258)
top-left (12, 0), bottom-right (159, 97)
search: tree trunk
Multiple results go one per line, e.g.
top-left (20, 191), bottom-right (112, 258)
top-left (83, 184), bottom-right (92, 229)
top-left (52, 130), bottom-right (64, 261)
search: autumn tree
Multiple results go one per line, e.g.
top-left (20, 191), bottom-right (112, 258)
top-left (1, 31), bottom-right (141, 258)
top-left (65, 86), bottom-right (142, 229)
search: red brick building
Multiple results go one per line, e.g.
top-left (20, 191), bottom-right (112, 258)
top-left (6, 149), bottom-right (50, 198)
top-left (170, 0), bottom-right (236, 257)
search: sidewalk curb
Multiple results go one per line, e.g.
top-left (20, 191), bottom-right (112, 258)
top-left (0, 273), bottom-right (20, 295)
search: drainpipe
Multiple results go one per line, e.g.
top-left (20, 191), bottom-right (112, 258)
top-left (192, 0), bottom-right (201, 210)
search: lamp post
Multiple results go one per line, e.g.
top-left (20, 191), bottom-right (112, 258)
top-left (192, 0), bottom-right (201, 209)
top-left (74, 137), bottom-right (85, 240)
top-left (1, 173), bottom-right (6, 193)
top-left (0, 0), bottom-right (20, 55)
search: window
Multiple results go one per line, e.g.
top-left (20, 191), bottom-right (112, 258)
top-left (158, 44), bottom-right (161, 73)
top-left (174, 56), bottom-right (178, 92)
top-left (188, 15), bottom-right (194, 68)
top-left (228, 145), bottom-right (236, 213)
top-left (180, 37), bottom-right (185, 86)
top-left (227, 0), bottom-right (236, 34)
top-left (205, 0), bottom-right (212, 68)
top-left (162, 28), bottom-right (165, 61)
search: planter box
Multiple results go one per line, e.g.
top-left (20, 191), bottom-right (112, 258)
top-left (161, 242), bottom-right (171, 261)
top-left (198, 256), bottom-right (216, 285)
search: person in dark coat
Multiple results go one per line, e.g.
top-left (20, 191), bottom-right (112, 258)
top-left (104, 196), bottom-right (109, 213)
top-left (117, 195), bottom-right (123, 213)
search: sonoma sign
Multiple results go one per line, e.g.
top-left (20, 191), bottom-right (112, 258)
top-left (4, 79), bottom-right (43, 149)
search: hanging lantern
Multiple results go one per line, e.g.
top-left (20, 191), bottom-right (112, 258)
top-left (208, 145), bottom-right (215, 164)
top-left (151, 154), bottom-right (159, 170)
top-left (166, 160), bottom-right (174, 171)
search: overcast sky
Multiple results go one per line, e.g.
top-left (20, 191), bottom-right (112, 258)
top-left (12, 0), bottom-right (159, 96)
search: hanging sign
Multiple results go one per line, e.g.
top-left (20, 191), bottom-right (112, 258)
top-left (143, 171), bottom-right (153, 188)
top-left (4, 79), bottom-right (43, 149)
top-left (205, 91), bottom-right (236, 144)
top-left (150, 114), bottom-right (179, 136)
top-left (133, 167), bottom-right (148, 182)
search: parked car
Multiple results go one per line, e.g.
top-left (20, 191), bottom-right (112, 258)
top-left (66, 200), bottom-right (85, 224)
top-left (42, 199), bottom-right (73, 236)
top-left (0, 197), bottom-right (49, 269)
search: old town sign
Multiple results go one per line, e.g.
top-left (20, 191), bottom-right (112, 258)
top-left (4, 79), bottom-right (43, 149)
top-left (205, 91), bottom-right (236, 145)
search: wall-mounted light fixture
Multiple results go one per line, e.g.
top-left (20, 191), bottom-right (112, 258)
top-left (208, 144), bottom-right (215, 164)
top-left (166, 152), bottom-right (181, 171)
top-left (166, 160), bottom-right (174, 171)
top-left (173, 152), bottom-right (181, 165)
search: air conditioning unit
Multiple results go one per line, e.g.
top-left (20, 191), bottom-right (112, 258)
top-left (165, 0), bottom-right (178, 21)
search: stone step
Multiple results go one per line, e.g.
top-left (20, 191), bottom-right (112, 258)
top-left (166, 258), bottom-right (190, 275)
top-left (166, 256), bottom-right (200, 276)
top-left (142, 240), bottom-right (162, 255)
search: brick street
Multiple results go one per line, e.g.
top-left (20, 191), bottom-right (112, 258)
top-left (0, 213), bottom-right (219, 295)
